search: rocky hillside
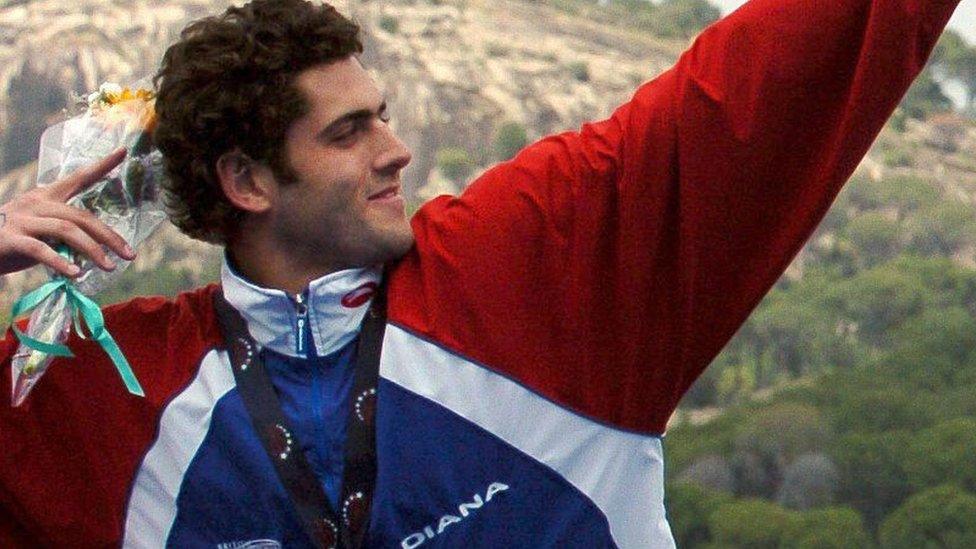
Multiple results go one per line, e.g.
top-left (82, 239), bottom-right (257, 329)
top-left (0, 0), bottom-right (681, 311)
top-left (0, 0), bottom-right (974, 315)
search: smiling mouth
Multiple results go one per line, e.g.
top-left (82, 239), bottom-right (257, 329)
top-left (368, 186), bottom-right (400, 200)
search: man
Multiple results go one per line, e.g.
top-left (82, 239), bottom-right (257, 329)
top-left (0, 0), bottom-right (961, 546)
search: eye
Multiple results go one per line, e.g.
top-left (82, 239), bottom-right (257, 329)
top-left (332, 119), bottom-right (367, 144)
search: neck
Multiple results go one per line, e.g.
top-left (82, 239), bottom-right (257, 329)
top-left (228, 234), bottom-right (342, 295)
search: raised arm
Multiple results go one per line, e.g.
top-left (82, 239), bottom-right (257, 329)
top-left (391, 0), bottom-right (960, 434)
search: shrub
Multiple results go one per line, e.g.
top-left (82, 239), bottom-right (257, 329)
top-left (665, 481), bottom-right (733, 547)
top-left (907, 200), bottom-right (976, 256)
top-left (679, 454), bottom-right (735, 494)
top-left (832, 430), bottom-right (914, 531)
top-left (899, 68), bottom-right (952, 120)
top-left (880, 484), bottom-right (976, 548)
top-left (485, 42), bottom-right (510, 57)
top-left (730, 403), bottom-right (832, 497)
top-left (378, 15), bottom-right (399, 34)
top-left (568, 61), bottom-right (589, 82)
top-left (436, 147), bottom-right (475, 184)
top-left (882, 147), bottom-right (914, 167)
top-left (708, 499), bottom-right (797, 548)
top-left (840, 211), bottom-right (902, 268)
top-left (782, 507), bottom-right (873, 549)
top-left (903, 418), bottom-right (976, 493)
top-left (776, 453), bottom-right (839, 510)
top-left (492, 121), bottom-right (528, 161)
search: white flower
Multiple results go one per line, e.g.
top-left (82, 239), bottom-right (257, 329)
top-left (87, 82), bottom-right (124, 110)
top-left (86, 91), bottom-right (101, 108)
top-left (99, 82), bottom-right (123, 96)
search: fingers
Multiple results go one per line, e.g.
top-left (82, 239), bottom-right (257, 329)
top-left (21, 217), bottom-right (117, 272)
top-left (40, 202), bottom-right (135, 261)
top-left (5, 235), bottom-right (81, 278)
top-left (0, 149), bottom-right (136, 278)
top-left (47, 148), bottom-right (127, 202)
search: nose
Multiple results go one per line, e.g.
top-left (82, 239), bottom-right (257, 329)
top-left (373, 121), bottom-right (412, 177)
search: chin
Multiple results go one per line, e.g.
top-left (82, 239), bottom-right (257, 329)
top-left (369, 225), bottom-right (415, 266)
top-left (385, 229), bottom-right (416, 262)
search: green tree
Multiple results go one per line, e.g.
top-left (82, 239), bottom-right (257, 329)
top-left (834, 260), bottom-right (933, 347)
top-left (707, 499), bottom-right (797, 548)
top-left (492, 121), bottom-right (528, 161)
top-left (907, 200), bottom-right (976, 256)
top-left (739, 269), bottom-right (853, 384)
top-left (665, 481), bottom-right (732, 547)
top-left (885, 307), bottom-right (976, 391)
top-left (826, 381), bottom-right (935, 434)
top-left (953, 46), bottom-right (976, 112)
top-left (845, 174), bottom-right (939, 216)
top-left (378, 14), bottom-right (399, 34)
top-left (776, 453), bottom-right (839, 511)
top-left (678, 454), bottom-right (735, 494)
top-left (831, 430), bottom-right (914, 530)
top-left (932, 29), bottom-right (976, 111)
top-left (567, 61), bottom-right (590, 82)
top-left (782, 507), bottom-right (873, 549)
top-left (898, 67), bottom-right (952, 120)
top-left (436, 147), bottom-right (476, 184)
top-left (840, 212), bottom-right (902, 268)
top-left (903, 418), bottom-right (976, 493)
top-left (731, 403), bottom-right (832, 497)
top-left (879, 484), bottom-right (976, 548)
top-left (932, 29), bottom-right (970, 68)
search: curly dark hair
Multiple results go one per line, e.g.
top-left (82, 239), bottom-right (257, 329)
top-left (153, 0), bottom-right (363, 244)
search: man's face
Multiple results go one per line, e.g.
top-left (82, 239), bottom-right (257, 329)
top-left (269, 57), bottom-right (413, 274)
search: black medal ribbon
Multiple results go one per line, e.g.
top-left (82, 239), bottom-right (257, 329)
top-left (213, 284), bottom-right (385, 549)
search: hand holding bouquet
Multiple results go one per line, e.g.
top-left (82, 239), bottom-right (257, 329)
top-left (4, 81), bottom-right (169, 406)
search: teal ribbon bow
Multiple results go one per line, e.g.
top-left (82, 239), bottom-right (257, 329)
top-left (11, 277), bottom-right (145, 397)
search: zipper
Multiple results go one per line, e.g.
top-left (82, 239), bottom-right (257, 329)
top-left (293, 292), bottom-right (309, 357)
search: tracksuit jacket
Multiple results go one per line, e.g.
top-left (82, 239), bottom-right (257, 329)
top-left (0, 0), bottom-right (960, 546)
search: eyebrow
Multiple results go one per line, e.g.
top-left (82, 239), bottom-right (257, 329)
top-left (318, 99), bottom-right (388, 140)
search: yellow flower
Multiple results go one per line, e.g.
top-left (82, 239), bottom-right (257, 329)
top-left (103, 87), bottom-right (155, 106)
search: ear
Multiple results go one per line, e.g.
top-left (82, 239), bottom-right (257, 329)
top-left (216, 151), bottom-right (277, 214)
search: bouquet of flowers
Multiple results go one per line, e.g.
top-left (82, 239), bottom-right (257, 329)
top-left (9, 81), bottom-right (169, 406)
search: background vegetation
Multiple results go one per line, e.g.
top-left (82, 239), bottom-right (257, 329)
top-left (666, 26), bottom-right (976, 548)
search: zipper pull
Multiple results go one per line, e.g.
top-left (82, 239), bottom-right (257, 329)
top-left (294, 292), bottom-right (308, 356)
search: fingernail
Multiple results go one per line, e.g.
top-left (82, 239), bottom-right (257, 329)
top-left (104, 259), bottom-right (117, 271)
top-left (67, 265), bottom-right (81, 276)
top-left (123, 244), bottom-right (135, 258)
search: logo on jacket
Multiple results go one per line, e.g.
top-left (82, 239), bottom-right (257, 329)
top-left (216, 540), bottom-right (281, 549)
top-left (341, 282), bottom-right (378, 308)
top-left (401, 482), bottom-right (510, 549)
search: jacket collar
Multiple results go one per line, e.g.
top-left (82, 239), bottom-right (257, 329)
top-left (220, 257), bottom-right (382, 358)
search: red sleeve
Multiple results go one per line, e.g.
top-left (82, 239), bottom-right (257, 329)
top-left (0, 333), bottom-right (33, 547)
top-left (0, 286), bottom-right (222, 544)
top-left (0, 501), bottom-right (33, 548)
top-left (390, 0), bottom-right (960, 434)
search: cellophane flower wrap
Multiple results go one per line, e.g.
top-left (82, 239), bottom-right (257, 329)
top-left (9, 81), bottom-right (168, 406)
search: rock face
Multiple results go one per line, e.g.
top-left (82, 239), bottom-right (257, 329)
top-left (0, 0), bottom-right (680, 194)
top-left (0, 0), bottom-right (974, 313)
top-left (0, 0), bottom-right (682, 310)
top-left (354, 0), bottom-right (680, 197)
